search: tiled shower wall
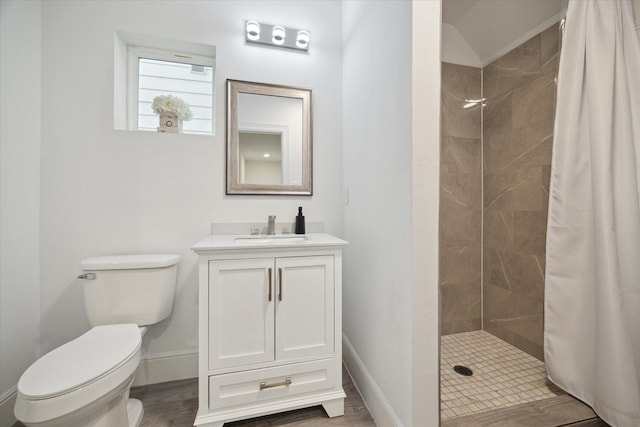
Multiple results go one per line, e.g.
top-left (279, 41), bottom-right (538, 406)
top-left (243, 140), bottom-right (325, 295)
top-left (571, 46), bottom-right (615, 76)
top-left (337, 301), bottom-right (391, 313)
top-left (482, 24), bottom-right (558, 361)
top-left (440, 23), bottom-right (559, 360)
top-left (439, 64), bottom-right (482, 335)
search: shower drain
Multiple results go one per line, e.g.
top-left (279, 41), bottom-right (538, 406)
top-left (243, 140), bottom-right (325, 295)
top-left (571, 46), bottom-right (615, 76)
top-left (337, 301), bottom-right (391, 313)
top-left (453, 365), bottom-right (473, 376)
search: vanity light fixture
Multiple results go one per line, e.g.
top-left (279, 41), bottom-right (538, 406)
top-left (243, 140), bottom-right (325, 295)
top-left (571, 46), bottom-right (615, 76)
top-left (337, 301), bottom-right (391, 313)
top-left (245, 20), bottom-right (310, 51)
top-left (263, 153), bottom-right (271, 158)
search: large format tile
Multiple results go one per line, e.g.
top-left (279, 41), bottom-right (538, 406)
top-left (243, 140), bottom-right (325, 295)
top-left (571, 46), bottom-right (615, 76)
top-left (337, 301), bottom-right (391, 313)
top-left (484, 167), bottom-right (545, 212)
top-left (481, 21), bottom-right (558, 357)
top-left (483, 122), bottom-right (553, 174)
top-left (512, 72), bottom-right (556, 130)
top-left (483, 91), bottom-right (513, 136)
top-left (440, 246), bottom-right (481, 286)
top-left (513, 211), bottom-right (548, 255)
top-left (441, 281), bottom-right (482, 327)
top-left (441, 207), bottom-right (482, 249)
top-left (441, 172), bottom-right (482, 210)
top-left (483, 34), bottom-right (542, 100)
top-left (442, 62), bottom-right (482, 102)
top-left (440, 62), bottom-right (482, 335)
top-left (441, 136), bottom-right (481, 175)
top-left (482, 282), bottom-right (543, 325)
top-left (442, 108), bottom-right (482, 139)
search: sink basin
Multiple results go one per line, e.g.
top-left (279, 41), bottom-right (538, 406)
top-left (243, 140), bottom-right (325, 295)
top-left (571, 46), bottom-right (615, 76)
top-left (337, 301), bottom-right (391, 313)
top-left (234, 235), bottom-right (308, 244)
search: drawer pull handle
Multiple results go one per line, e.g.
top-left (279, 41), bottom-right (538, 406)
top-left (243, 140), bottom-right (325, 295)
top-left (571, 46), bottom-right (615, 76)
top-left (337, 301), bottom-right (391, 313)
top-left (278, 267), bottom-right (283, 301)
top-left (268, 268), bottom-right (272, 302)
top-left (260, 377), bottom-right (291, 390)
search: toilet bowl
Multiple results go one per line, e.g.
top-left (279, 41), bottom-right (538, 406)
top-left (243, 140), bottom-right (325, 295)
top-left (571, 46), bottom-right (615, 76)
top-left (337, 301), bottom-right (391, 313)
top-left (15, 324), bottom-right (142, 427)
top-left (14, 254), bottom-right (179, 427)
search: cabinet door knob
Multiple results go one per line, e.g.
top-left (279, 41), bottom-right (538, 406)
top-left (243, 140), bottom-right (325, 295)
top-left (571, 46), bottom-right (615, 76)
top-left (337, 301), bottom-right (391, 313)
top-left (278, 267), bottom-right (283, 301)
top-left (268, 268), bottom-right (272, 302)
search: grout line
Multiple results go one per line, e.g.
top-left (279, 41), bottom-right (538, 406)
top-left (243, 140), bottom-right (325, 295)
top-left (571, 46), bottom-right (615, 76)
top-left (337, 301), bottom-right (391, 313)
top-left (480, 66), bottom-right (484, 331)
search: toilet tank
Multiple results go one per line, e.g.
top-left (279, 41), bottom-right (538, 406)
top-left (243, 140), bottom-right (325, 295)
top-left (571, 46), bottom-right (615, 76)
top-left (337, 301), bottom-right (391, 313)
top-left (80, 254), bottom-right (180, 327)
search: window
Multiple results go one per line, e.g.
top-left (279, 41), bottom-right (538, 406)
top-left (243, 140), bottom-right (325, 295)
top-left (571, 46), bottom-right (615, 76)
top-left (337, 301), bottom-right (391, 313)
top-left (128, 46), bottom-right (215, 135)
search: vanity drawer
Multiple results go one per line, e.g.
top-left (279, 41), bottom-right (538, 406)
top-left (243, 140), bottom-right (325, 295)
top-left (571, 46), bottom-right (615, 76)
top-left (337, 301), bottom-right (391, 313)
top-left (209, 359), bottom-right (339, 410)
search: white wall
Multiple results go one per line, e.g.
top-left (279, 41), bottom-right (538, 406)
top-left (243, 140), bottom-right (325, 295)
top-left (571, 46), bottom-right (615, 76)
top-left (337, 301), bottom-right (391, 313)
top-left (445, 0), bottom-right (562, 66)
top-left (342, 2), bottom-right (441, 425)
top-left (442, 23), bottom-right (482, 67)
top-left (342, 1), bottom-right (413, 425)
top-left (0, 1), bottom-right (42, 424)
top-left (411, 1), bottom-right (442, 425)
top-left (33, 0), bottom-right (342, 383)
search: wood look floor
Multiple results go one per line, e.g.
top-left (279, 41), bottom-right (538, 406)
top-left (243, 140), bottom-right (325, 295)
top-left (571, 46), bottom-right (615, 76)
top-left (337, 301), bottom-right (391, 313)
top-left (11, 366), bottom-right (609, 427)
top-left (441, 394), bottom-right (609, 427)
top-left (130, 366), bottom-right (376, 427)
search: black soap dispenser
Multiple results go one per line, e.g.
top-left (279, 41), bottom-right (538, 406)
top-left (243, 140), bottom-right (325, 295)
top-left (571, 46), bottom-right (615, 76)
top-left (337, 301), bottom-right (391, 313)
top-left (295, 206), bottom-right (306, 235)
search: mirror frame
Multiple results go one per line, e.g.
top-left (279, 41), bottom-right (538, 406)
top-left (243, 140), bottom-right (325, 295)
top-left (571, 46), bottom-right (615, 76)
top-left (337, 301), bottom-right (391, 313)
top-left (226, 79), bottom-right (313, 195)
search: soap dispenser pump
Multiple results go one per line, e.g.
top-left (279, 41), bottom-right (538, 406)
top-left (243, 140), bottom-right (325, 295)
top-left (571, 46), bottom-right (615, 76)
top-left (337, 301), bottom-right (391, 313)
top-left (295, 206), bottom-right (306, 234)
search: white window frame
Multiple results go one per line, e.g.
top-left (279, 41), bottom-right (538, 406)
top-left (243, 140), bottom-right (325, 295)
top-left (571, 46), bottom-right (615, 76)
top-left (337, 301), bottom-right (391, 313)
top-left (127, 45), bottom-right (215, 132)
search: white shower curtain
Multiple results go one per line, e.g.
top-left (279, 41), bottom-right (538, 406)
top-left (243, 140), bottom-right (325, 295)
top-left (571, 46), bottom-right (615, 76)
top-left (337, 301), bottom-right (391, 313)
top-left (545, 1), bottom-right (640, 426)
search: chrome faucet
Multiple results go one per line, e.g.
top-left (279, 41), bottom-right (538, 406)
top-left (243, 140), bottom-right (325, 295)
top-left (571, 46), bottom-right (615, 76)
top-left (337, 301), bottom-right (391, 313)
top-left (267, 215), bottom-right (276, 235)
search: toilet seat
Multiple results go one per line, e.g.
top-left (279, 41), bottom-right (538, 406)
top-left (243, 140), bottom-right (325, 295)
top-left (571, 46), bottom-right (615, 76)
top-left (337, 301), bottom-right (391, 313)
top-left (15, 324), bottom-right (141, 423)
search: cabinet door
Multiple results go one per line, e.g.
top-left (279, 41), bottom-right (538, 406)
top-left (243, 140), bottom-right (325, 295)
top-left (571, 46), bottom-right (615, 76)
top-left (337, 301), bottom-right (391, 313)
top-left (209, 258), bottom-right (275, 370)
top-left (275, 255), bottom-right (334, 360)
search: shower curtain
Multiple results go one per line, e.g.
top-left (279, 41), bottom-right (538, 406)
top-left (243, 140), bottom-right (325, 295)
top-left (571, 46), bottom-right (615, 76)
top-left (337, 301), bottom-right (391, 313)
top-left (545, 1), bottom-right (640, 426)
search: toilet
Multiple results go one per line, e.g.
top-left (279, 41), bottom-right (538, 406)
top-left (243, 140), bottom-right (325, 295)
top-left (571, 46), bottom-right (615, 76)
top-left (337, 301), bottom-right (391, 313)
top-left (14, 254), bottom-right (180, 427)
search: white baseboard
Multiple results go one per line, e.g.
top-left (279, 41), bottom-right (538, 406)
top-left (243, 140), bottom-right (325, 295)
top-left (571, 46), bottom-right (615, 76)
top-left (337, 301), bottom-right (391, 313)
top-left (342, 334), bottom-right (404, 427)
top-left (132, 349), bottom-right (198, 387)
top-left (0, 386), bottom-right (17, 427)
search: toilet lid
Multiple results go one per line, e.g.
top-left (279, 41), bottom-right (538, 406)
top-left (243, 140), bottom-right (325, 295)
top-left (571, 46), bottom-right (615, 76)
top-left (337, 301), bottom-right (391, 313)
top-left (18, 324), bottom-right (141, 399)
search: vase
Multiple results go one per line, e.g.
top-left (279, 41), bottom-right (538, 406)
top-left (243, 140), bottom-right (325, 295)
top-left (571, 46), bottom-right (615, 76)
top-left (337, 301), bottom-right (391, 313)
top-left (157, 112), bottom-right (182, 133)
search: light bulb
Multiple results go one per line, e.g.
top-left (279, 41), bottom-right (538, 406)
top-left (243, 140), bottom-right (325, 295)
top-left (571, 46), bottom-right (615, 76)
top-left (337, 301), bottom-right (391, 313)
top-left (296, 30), bottom-right (310, 49)
top-left (272, 26), bottom-right (286, 45)
top-left (246, 21), bottom-right (260, 41)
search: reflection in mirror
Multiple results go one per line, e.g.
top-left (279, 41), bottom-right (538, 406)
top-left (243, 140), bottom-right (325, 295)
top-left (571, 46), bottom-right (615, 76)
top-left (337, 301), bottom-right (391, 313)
top-left (239, 132), bottom-right (282, 185)
top-left (227, 80), bottom-right (312, 195)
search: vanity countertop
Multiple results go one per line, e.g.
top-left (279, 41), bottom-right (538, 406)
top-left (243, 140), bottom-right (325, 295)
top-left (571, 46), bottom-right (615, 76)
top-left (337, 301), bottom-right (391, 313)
top-left (192, 232), bottom-right (348, 252)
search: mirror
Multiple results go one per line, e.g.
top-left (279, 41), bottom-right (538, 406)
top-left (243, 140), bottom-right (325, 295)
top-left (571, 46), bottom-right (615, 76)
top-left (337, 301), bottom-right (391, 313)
top-left (227, 80), bottom-right (312, 195)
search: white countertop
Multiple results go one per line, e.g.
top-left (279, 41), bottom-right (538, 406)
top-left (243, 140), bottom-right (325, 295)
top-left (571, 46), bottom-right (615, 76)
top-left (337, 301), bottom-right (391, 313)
top-left (192, 232), bottom-right (348, 252)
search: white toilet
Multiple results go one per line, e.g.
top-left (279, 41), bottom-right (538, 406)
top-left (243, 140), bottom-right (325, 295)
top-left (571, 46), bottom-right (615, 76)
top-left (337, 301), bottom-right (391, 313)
top-left (14, 254), bottom-right (180, 427)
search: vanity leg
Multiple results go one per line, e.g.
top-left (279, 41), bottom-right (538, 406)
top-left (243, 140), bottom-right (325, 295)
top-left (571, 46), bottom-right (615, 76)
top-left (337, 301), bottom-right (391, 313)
top-left (322, 397), bottom-right (344, 417)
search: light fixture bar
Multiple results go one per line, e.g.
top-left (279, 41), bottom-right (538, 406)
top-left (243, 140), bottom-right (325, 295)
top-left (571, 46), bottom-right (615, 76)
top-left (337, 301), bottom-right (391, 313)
top-left (245, 21), bottom-right (310, 51)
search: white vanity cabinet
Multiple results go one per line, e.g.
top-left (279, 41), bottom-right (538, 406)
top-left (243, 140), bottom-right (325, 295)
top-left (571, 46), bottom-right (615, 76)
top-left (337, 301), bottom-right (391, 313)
top-left (192, 233), bottom-right (347, 427)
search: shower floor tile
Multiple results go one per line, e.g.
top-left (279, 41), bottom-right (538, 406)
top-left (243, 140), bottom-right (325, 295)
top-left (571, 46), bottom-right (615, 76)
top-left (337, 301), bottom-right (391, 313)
top-left (441, 330), bottom-right (564, 420)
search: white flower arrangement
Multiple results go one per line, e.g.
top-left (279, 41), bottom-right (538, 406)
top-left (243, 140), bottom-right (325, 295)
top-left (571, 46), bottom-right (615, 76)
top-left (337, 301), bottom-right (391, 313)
top-left (151, 95), bottom-right (193, 121)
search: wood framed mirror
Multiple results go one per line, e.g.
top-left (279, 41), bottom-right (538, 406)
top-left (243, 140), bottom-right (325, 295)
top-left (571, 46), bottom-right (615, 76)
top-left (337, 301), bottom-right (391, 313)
top-left (226, 80), bottom-right (312, 195)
